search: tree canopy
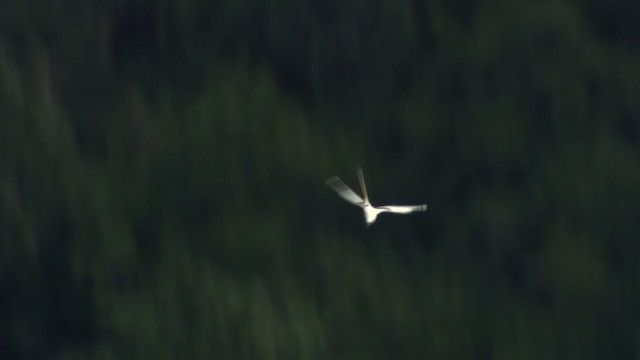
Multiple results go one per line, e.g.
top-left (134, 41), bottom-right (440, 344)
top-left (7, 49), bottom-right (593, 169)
top-left (1, 0), bottom-right (639, 358)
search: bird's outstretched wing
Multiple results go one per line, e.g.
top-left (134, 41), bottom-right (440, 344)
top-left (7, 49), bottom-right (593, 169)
top-left (379, 204), bottom-right (428, 214)
top-left (356, 167), bottom-right (369, 202)
top-left (325, 176), bottom-right (365, 207)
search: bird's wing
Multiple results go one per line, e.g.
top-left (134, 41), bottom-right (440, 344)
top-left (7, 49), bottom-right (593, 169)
top-left (379, 204), bottom-right (428, 214)
top-left (356, 167), bottom-right (369, 202)
top-left (325, 176), bottom-right (365, 207)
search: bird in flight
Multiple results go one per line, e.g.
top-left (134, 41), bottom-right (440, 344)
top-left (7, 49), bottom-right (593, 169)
top-left (325, 167), bottom-right (427, 226)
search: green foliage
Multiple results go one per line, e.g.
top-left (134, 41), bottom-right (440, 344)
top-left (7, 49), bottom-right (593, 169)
top-left (1, 0), bottom-right (639, 359)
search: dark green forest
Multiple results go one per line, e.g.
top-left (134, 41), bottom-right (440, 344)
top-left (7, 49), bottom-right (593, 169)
top-left (1, 0), bottom-right (640, 358)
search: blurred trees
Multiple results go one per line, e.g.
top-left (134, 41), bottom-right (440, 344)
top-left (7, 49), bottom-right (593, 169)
top-left (1, 0), bottom-right (639, 359)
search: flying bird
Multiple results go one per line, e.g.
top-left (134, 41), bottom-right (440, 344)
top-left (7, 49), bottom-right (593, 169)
top-left (325, 167), bottom-right (427, 226)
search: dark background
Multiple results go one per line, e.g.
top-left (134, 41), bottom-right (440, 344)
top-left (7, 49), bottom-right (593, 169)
top-left (1, 0), bottom-right (639, 358)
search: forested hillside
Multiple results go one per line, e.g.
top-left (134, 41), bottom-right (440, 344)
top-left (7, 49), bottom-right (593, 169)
top-left (1, 0), bottom-right (639, 358)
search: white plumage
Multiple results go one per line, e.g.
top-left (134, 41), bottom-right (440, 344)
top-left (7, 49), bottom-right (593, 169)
top-left (325, 167), bottom-right (427, 226)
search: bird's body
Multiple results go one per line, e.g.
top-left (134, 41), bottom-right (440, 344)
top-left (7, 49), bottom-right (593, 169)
top-left (325, 167), bottom-right (427, 226)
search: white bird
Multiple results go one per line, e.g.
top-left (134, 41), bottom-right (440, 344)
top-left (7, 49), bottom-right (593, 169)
top-left (325, 167), bottom-right (427, 226)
